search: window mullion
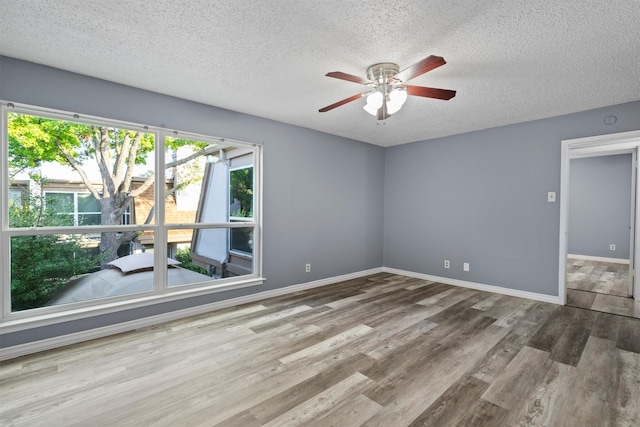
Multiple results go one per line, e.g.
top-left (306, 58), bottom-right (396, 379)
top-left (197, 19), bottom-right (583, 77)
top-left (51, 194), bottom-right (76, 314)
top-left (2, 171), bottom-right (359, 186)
top-left (155, 131), bottom-right (168, 293)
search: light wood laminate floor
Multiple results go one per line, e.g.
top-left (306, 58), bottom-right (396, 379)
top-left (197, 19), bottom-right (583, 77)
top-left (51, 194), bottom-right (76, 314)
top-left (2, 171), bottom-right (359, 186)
top-left (1, 273), bottom-right (639, 426)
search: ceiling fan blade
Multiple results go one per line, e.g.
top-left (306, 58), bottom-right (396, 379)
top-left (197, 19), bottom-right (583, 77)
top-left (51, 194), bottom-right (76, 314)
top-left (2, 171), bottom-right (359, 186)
top-left (319, 92), bottom-right (366, 112)
top-left (405, 85), bottom-right (456, 100)
top-left (395, 55), bottom-right (446, 82)
top-left (326, 71), bottom-right (372, 85)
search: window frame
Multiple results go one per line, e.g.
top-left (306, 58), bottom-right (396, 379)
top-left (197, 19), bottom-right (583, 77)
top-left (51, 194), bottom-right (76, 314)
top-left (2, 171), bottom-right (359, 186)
top-left (0, 102), bottom-right (263, 333)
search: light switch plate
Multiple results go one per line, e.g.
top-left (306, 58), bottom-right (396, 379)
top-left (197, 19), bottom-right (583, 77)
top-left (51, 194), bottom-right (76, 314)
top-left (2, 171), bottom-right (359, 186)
top-left (547, 192), bottom-right (556, 202)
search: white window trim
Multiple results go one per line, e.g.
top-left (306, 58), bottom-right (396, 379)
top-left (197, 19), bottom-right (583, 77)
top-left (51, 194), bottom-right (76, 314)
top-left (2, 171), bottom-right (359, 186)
top-left (0, 102), bottom-right (264, 333)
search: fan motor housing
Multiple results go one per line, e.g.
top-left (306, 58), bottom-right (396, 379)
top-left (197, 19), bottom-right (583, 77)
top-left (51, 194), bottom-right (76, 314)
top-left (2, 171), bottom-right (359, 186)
top-left (366, 63), bottom-right (400, 83)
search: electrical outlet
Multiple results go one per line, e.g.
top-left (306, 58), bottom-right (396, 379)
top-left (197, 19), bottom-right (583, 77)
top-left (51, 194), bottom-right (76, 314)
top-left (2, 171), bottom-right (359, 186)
top-left (444, 260), bottom-right (450, 269)
top-left (305, 263), bottom-right (311, 273)
top-left (463, 262), bottom-right (470, 272)
top-left (610, 244), bottom-right (616, 251)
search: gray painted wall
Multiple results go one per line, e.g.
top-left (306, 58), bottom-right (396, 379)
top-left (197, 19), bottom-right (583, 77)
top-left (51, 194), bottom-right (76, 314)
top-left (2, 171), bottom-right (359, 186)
top-left (0, 57), bottom-right (385, 348)
top-left (384, 101), bottom-right (640, 296)
top-left (568, 154), bottom-right (632, 259)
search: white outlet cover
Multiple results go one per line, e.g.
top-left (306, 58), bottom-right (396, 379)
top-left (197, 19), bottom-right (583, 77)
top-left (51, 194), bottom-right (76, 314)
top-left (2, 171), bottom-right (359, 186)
top-left (547, 192), bottom-right (556, 202)
top-left (463, 262), bottom-right (470, 271)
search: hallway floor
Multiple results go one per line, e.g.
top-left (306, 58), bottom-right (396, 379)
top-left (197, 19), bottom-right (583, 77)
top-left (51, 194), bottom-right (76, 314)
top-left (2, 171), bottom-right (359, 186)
top-left (566, 258), bottom-right (639, 319)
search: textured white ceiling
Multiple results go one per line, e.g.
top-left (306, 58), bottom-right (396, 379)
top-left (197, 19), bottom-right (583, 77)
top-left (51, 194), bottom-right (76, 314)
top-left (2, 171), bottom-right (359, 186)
top-left (0, 1), bottom-right (639, 147)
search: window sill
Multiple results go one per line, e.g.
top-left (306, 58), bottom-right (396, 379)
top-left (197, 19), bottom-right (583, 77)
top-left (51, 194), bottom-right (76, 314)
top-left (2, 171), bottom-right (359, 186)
top-left (0, 276), bottom-right (265, 334)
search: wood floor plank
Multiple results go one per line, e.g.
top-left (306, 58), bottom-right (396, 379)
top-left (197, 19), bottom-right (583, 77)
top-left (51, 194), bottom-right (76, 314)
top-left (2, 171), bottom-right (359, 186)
top-left (362, 318), bottom-right (438, 360)
top-left (566, 288), bottom-right (597, 310)
top-left (305, 393), bottom-right (382, 427)
top-left (549, 324), bottom-right (591, 366)
top-left (453, 398), bottom-right (510, 427)
top-left (616, 316), bottom-right (640, 354)
top-left (408, 375), bottom-right (490, 427)
top-left (492, 298), bottom-right (537, 328)
top-left (610, 348), bottom-right (640, 426)
top-left (481, 345), bottom-right (552, 410)
top-left (590, 310), bottom-right (621, 342)
top-left (213, 410), bottom-right (262, 427)
top-left (470, 331), bottom-right (526, 384)
top-left (248, 352), bottom-right (377, 424)
top-left (592, 293), bottom-right (636, 317)
top-left (503, 360), bottom-right (574, 426)
top-left (262, 372), bottom-right (376, 427)
top-left (279, 324), bottom-right (373, 364)
top-left (526, 314), bottom-right (569, 353)
top-left (547, 336), bottom-right (618, 427)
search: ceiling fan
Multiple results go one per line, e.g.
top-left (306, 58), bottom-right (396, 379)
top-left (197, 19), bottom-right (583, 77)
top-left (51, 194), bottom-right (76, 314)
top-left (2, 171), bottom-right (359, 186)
top-left (319, 55), bottom-right (456, 121)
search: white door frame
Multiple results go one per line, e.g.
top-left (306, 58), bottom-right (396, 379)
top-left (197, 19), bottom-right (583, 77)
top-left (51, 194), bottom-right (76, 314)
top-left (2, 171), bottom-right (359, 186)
top-left (559, 130), bottom-right (640, 304)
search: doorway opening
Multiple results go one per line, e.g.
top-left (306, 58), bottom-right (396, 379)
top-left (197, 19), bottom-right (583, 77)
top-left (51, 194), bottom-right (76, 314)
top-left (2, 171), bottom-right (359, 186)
top-left (560, 130), bottom-right (640, 318)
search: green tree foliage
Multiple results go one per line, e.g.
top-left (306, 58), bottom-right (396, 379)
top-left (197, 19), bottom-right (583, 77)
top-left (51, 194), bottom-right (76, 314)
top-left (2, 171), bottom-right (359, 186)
top-left (9, 191), bottom-right (100, 311)
top-left (229, 167), bottom-right (253, 217)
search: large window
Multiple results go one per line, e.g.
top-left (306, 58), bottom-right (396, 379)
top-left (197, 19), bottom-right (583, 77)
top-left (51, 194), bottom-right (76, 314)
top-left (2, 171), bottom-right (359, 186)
top-left (1, 104), bottom-right (262, 323)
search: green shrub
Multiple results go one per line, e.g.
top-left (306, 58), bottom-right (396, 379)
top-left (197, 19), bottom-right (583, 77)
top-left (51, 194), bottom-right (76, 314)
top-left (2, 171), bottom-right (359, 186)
top-left (9, 192), bottom-right (100, 311)
top-left (174, 248), bottom-right (209, 275)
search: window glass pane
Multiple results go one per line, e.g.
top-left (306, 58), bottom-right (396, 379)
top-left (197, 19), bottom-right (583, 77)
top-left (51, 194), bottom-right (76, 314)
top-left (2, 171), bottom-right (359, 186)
top-left (164, 140), bottom-right (255, 225)
top-left (230, 167), bottom-right (253, 218)
top-left (164, 137), bottom-right (210, 225)
top-left (10, 192), bottom-right (73, 227)
top-left (9, 189), bottom-right (23, 207)
top-left (230, 225), bottom-right (253, 255)
top-left (8, 112), bottom-right (155, 235)
top-left (77, 193), bottom-right (100, 213)
top-left (10, 231), bottom-right (158, 311)
top-left (79, 213), bottom-right (101, 226)
top-left (45, 192), bottom-right (74, 213)
top-left (171, 227), bottom-right (254, 287)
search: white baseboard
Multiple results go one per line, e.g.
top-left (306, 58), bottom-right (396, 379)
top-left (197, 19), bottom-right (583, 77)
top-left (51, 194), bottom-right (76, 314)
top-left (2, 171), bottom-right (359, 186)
top-left (382, 267), bottom-right (562, 305)
top-left (0, 267), bottom-right (383, 361)
top-left (567, 254), bottom-right (630, 264)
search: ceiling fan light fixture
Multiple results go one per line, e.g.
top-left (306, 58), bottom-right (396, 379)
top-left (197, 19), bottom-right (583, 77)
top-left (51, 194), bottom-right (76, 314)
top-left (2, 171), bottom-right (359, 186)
top-left (363, 90), bottom-right (384, 115)
top-left (363, 103), bottom-right (379, 116)
top-left (366, 91), bottom-right (384, 109)
top-left (387, 88), bottom-right (407, 115)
